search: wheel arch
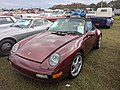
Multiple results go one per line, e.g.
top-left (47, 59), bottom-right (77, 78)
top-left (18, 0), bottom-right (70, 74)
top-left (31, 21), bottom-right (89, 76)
top-left (79, 49), bottom-right (84, 57)
top-left (0, 37), bottom-right (18, 43)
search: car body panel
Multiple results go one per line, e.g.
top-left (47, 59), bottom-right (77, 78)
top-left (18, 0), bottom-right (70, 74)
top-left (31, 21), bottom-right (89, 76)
top-left (16, 32), bottom-right (80, 63)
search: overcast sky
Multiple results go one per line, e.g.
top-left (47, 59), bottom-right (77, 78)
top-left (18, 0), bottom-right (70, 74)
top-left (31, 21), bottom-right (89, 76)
top-left (0, 0), bottom-right (112, 8)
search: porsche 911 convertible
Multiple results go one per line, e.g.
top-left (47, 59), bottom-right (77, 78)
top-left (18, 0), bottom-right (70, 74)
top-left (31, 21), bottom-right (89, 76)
top-left (9, 17), bottom-right (102, 82)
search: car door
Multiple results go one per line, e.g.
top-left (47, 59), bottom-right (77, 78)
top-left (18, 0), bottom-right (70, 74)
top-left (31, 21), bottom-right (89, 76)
top-left (83, 21), bottom-right (96, 54)
top-left (27, 19), bottom-right (46, 36)
top-left (13, 28), bottom-right (29, 41)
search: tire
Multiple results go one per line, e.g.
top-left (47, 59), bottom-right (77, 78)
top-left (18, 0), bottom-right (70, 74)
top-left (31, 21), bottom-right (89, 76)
top-left (0, 39), bottom-right (16, 56)
top-left (94, 35), bottom-right (102, 49)
top-left (69, 52), bottom-right (83, 79)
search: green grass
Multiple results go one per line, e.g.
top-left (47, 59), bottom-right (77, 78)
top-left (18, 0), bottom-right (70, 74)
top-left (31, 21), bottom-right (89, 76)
top-left (0, 19), bottom-right (120, 90)
top-left (114, 16), bottom-right (120, 20)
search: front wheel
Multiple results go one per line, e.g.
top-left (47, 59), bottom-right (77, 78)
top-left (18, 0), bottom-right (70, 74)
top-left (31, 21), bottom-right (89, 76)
top-left (0, 39), bottom-right (16, 55)
top-left (69, 52), bottom-right (83, 78)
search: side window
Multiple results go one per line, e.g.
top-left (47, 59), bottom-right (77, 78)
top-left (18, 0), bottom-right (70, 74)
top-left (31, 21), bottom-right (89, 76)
top-left (101, 9), bottom-right (107, 12)
top-left (86, 21), bottom-right (93, 32)
top-left (32, 19), bottom-right (44, 27)
top-left (0, 17), bottom-right (13, 24)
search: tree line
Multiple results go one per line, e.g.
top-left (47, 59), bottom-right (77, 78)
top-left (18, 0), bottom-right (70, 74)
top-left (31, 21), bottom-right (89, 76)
top-left (50, 0), bottom-right (120, 10)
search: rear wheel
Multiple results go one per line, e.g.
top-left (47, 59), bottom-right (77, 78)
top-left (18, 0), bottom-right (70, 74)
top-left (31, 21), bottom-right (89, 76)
top-left (94, 35), bottom-right (102, 49)
top-left (69, 52), bottom-right (83, 78)
top-left (0, 39), bottom-right (16, 55)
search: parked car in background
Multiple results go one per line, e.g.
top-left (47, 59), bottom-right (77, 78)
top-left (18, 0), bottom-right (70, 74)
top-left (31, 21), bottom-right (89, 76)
top-left (91, 7), bottom-right (114, 28)
top-left (52, 11), bottom-right (71, 17)
top-left (9, 17), bottom-right (102, 82)
top-left (71, 9), bottom-right (86, 18)
top-left (0, 16), bottom-right (16, 28)
top-left (20, 14), bottom-right (40, 18)
top-left (40, 13), bottom-right (52, 17)
top-left (0, 18), bottom-right (53, 55)
top-left (113, 9), bottom-right (120, 16)
top-left (86, 11), bottom-right (96, 18)
top-left (44, 16), bottom-right (66, 22)
top-left (80, 10), bottom-right (86, 18)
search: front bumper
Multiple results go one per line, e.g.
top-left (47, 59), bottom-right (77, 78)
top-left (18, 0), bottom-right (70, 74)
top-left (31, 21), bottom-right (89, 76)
top-left (9, 54), bottom-right (65, 82)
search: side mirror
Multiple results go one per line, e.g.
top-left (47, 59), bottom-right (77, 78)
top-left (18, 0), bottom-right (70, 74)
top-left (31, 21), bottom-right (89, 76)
top-left (86, 32), bottom-right (95, 36)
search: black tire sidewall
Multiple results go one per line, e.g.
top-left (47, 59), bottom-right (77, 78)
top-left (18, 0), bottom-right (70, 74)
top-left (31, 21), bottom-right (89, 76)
top-left (0, 39), bottom-right (15, 55)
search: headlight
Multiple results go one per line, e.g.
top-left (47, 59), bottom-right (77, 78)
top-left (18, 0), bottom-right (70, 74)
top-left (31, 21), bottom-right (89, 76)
top-left (49, 53), bottom-right (60, 66)
top-left (12, 43), bottom-right (19, 53)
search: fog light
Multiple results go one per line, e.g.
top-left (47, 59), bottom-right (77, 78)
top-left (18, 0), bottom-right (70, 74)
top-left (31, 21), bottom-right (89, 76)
top-left (36, 74), bottom-right (48, 79)
top-left (52, 72), bottom-right (63, 79)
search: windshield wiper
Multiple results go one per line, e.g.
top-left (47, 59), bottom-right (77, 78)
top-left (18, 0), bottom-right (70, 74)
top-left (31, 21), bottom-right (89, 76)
top-left (62, 31), bottom-right (82, 35)
top-left (51, 31), bottom-right (67, 34)
top-left (50, 30), bottom-right (82, 35)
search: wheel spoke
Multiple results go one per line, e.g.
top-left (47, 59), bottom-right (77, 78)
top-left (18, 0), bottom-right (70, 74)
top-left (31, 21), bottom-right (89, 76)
top-left (1, 43), bottom-right (12, 52)
top-left (71, 54), bottom-right (83, 77)
top-left (71, 68), bottom-right (76, 73)
top-left (78, 59), bottom-right (82, 65)
top-left (75, 57), bottom-right (79, 65)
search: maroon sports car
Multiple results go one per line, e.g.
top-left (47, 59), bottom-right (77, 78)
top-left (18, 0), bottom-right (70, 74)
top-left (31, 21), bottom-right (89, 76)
top-left (9, 17), bottom-right (102, 82)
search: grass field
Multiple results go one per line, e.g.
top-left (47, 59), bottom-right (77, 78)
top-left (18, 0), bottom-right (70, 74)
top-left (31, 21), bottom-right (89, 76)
top-left (0, 18), bottom-right (120, 90)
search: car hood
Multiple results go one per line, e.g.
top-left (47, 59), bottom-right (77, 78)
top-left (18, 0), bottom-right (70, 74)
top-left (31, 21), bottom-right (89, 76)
top-left (16, 32), bottom-right (80, 63)
top-left (0, 27), bottom-right (22, 34)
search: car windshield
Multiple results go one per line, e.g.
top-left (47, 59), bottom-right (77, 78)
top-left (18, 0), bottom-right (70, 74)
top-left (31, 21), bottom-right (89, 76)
top-left (48, 18), bottom-right (85, 34)
top-left (13, 19), bottom-right (32, 28)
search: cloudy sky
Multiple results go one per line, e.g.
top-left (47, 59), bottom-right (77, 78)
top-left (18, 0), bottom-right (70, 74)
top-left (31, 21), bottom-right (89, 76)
top-left (0, 0), bottom-right (112, 8)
